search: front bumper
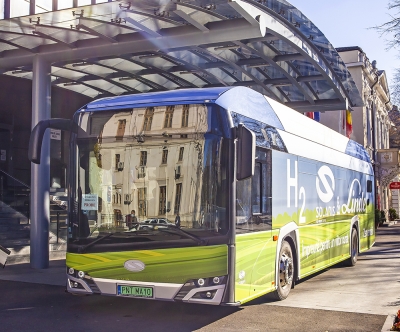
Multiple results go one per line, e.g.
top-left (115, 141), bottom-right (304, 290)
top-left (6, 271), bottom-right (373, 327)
top-left (66, 274), bottom-right (226, 305)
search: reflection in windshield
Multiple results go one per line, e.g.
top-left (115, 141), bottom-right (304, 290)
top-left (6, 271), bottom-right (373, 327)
top-left (236, 149), bottom-right (272, 234)
top-left (72, 104), bottom-right (229, 247)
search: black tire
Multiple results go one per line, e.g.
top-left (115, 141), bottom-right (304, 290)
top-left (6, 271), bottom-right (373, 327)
top-left (271, 240), bottom-right (294, 301)
top-left (346, 228), bottom-right (359, 266)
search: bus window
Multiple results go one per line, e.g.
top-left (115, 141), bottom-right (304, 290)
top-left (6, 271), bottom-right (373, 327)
top-left (236, 148), bottom-right (272, 233)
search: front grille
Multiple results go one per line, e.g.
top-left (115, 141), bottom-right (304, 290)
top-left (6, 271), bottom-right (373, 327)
top-left (174, 283), bottom-right (195, 301)
top-left (85, 278), bottom-right (101, 294)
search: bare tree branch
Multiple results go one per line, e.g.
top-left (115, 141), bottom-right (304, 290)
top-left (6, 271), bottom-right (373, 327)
top-left (372, 0), bottom-right (400, 102)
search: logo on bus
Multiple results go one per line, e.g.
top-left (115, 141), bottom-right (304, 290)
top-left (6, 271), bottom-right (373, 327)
top-left (316, 166), bottom-right (335, 203)
top-left (341, 179), bottom-right (367, 214)
top-left (124, 260), bottom-right (146, 272)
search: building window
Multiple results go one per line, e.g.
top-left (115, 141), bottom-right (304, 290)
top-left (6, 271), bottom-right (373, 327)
top-left (181, 105), bottom-right (189, 127)
top-left (138, 188), bottom-right (147, 217)
top-left (164, 106), bottom-right (174, 128)
top-left (116, 119), bottom-right (126, 140)
top-left (178, 147), bottom-right (184, 161)
top-left (162, 149), bottom-right (168, 164)
top-left (143, 107), bottom-right (154, 131)
top-left (114, 192), bottom-right (121, 205)
top-left (174, 183), bottom-right (182, 214)
top-left (159, 186), bottom-right (167, 215)
top-left (366, 106), bottom-right (372, 146)
top-left (140, 151), bottom-right (147, 166)
top-left (115, 154), bottom-right (120, 169)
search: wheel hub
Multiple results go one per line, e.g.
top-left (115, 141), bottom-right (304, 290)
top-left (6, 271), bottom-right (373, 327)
top-left (279, 253), bottom-right (293, 286)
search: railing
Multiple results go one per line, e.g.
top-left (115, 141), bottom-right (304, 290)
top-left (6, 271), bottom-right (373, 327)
top-left (0, 169), bottom-right (69, 246)
top-left (50, 191), bottom-right (68, 244)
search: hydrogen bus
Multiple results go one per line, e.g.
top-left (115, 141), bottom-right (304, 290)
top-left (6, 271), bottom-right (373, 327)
top-left (29, 86), bottom-right (375, 305)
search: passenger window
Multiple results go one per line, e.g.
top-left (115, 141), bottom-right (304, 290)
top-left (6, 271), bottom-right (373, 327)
top-left (236, 148), bottom-right (272, 233)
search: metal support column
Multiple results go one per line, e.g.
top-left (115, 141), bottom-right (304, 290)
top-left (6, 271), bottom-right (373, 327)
top-left (30, 0), bottom-right (36, 15)
top-left (3, 0), bottom-right (10, 19)
top-left (30, 55), bottom-right (51, 269)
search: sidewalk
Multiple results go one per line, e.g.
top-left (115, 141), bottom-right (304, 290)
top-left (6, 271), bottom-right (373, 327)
top-left (0, 258), bottom-right (66, 286)
top-left (266, 223), bottom-right (400, 331)
top-left (6, 243), bottom-right (66, 265)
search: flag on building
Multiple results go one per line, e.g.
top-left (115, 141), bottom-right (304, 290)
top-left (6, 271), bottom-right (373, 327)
top-left (305, 112), bottom-right (320, 122)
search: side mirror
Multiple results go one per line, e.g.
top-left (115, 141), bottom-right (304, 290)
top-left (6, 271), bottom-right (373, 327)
top-left (29, 119), bottom-right (75, 164)
top-left (236, 123), bottom-right (255, 180)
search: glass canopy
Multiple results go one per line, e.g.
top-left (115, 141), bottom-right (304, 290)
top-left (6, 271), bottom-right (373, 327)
top-left (0, 0), bottom-right (363, 112)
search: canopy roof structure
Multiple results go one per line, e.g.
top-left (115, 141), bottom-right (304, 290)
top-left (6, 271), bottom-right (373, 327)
top-left (0, 0), bottom-right (362, 112)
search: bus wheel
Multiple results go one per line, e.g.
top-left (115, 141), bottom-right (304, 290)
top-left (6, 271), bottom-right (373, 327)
top-left (272, 240), bottom-right (294, 301)
top-left (346, 228), bottom-right (358, 266)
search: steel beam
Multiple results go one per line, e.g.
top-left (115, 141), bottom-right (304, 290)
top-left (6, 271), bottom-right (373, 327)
top-left (4, 0), bottom-right (10, 19)
top-left (234, 41), bottom-right (312, 103)
top-left (30, 55), bottom-right (51, 269)
top-left (0, 18), bottom-right (264, 69)
top-left (273, 53), bottom-right (303, 62)
top-left (286, 98), bottom-right (348, 112)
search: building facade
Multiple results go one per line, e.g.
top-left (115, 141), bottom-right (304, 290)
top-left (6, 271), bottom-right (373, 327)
top-left (319, 46), bottom-right (392, 212)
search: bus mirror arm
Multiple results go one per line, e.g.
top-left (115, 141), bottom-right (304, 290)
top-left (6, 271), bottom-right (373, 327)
top-left (236, 123), bottom-right (255, 181)
top-left (29, 118), bottom-right (77, 164)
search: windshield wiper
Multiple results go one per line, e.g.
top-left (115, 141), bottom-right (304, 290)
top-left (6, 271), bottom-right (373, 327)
top-left (158, 225), bottom-right (207, 246)
top-left (78, 233), bottom-right (114, 253)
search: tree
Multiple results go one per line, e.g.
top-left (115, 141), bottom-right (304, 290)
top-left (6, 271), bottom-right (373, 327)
top-left (376, 1), bottom-right (400, 104)
top-left (389, 106), bottom-right (400, 148)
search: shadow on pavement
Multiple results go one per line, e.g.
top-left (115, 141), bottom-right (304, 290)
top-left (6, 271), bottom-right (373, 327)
top-left (0, 279), bottom-right (387, 332)
top-left (0, 280), bottom-right (240, 332)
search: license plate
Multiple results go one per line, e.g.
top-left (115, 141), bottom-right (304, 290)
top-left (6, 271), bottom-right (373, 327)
top-left (117, 285), bottom-right (154, 298)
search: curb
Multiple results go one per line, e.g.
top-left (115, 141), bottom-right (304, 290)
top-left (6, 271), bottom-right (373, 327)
top-left (382, 314), bottom-right (395, 332)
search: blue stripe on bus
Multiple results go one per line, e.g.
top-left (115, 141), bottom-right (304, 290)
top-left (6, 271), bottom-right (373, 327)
top-left (345, 140), bottom-right (371, 163)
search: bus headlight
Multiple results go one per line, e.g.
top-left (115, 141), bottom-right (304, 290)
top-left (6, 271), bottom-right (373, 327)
top-left (212, 276), bottom-right (220, 284)
top-left (197, 278), bottom-right (205, 287)
top-left (68, 268), bottom-right (75, 275)
top-left (78, 271), bottom-right (85, 278)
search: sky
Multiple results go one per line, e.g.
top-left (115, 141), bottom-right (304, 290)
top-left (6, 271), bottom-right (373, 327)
top-left (289, 0), bottom-right (400, 88)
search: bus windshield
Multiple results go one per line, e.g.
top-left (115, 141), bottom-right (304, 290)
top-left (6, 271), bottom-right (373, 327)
top-left (69, 104), bottom-right (229, 252)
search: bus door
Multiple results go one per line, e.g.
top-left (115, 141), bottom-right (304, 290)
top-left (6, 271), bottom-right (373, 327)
top-left (235, 149), bottom-right (275, 301)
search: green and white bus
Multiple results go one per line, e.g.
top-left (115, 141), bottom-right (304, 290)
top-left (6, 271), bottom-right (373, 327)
top-left (29, 87), bottom-right (375, 305)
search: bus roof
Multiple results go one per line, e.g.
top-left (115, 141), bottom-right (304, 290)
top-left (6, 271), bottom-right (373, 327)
top-left (83, 87), bottom-right (370, 165)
